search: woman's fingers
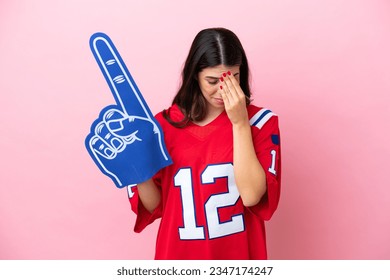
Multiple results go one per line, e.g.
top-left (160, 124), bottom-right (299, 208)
top-left (220, 84), bottom-right (231, 107)
top-left (219, 71), bottom-right (249, 125)
top-left (220, 71), bottom-right (246, 105)
top-left (222, 73), bottom-right (238, 102)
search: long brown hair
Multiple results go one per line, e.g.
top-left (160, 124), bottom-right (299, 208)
top-left (164, 27), bottom-right (252, 127)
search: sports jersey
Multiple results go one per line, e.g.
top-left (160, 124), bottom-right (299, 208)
top-left (128, 104), bottom-right (281, 260)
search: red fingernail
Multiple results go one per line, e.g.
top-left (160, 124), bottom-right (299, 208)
top-left (223, 73), bottom-right (227, 77)
top-left (220, 85), bottom-right (223, 89)
top-left (220, 77), bottom-right (224, 82)
top-left (227, 71), bottom-right (231, 75)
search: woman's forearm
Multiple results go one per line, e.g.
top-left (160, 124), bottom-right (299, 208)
top-left (233, 122), bottom-right (267, 207)
top-left (137, 178), bottom-right (161, 213)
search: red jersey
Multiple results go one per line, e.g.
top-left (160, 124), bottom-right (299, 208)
top-left (128, 104), bottom-right (281, 259)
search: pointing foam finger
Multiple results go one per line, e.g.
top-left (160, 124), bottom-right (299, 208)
top-left (89, 33), bottom-right (151, 118)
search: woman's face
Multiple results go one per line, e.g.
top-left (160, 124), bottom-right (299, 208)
top-left (197, 64), bottom-right (240, 115)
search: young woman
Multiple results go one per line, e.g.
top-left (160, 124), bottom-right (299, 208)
top-left (128, 27), bottom-right (281, 260)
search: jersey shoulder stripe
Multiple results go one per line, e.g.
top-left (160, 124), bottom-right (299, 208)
top-left (249, 108), bottom-right (276, 130)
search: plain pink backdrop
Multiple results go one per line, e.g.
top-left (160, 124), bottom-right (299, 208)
top-left (1, 0), bottom-right (389, 259)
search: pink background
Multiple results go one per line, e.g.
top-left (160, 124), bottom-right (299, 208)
top-left (1, 0), bottom-right (389, 259)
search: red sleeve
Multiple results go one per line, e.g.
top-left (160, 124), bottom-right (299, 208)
top-left (128, 172), bottom-right (162, 233)
top-left (247, 115), bottom-right (281, 221)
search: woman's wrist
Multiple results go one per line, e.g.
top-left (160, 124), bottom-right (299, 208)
top-left (232, 119), bottom-right (251, 131)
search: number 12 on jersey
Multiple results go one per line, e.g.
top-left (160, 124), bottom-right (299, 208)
top-left (174, 163), bottom-right (245, 240)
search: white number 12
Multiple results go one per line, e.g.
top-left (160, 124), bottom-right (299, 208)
top-left (174, 163), bottom-right (245, 240)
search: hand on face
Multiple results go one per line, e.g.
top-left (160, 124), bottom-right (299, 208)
top-left (219, 71), bottom-right (249, 126)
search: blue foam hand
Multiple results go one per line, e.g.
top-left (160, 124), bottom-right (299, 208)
top-left (85, 33), bottom-right (172, 188)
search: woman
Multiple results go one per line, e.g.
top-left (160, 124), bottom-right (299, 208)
top-left (129, 27), bottom-right (281, 260)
